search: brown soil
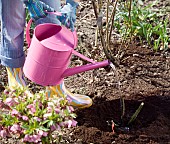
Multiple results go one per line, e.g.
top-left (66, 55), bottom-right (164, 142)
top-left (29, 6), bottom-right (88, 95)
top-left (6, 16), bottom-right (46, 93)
top-left (63, 0), bottom-right (170, 143)
top-left (0, 0), bottom-right (170, 144)
top-left (68, 45), bottom-right (170, 144)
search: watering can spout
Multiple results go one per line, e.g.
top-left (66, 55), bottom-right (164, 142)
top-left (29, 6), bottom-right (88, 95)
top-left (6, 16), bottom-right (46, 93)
top-left (62, 60), bottom-right (110, 78)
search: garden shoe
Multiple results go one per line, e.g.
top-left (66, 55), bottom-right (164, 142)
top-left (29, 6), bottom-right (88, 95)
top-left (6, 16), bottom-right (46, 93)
top-left (6, 67), bottom-right (33, 97)
top-left (6, 67), bottom-right (27, 88)
top-left (46, 82), bottom-right (92, 109)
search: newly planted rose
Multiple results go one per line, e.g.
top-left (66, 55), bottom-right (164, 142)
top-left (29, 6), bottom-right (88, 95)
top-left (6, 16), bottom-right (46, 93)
top-left (0, 87), bottom-right (77, 143)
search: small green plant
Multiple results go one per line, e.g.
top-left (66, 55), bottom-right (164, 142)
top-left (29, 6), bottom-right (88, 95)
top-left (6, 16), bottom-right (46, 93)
top-left (153, 19), bottom-right (169, 50)
top-left (92, 0), bottom-right (169, 67)
top-left (114, 0), bottom-right (169, 50)
top-left (0, 87), bottom-right (77, 143)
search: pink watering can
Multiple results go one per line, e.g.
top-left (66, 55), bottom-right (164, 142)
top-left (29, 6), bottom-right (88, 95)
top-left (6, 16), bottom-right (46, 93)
top-left (23, 17), bottom-right (109, 86)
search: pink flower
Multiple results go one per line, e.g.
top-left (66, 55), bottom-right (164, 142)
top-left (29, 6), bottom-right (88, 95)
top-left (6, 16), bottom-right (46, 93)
top-left (66, 119), bottom-right (77, 128)
top-left (4, 98), bottom-right (18, 107)
top-left (9, 91), bottom-right (14, 96)
top-left (67, 120), bottom-right (73, 128)
top-left (10, 124), bottom-right (21, 133)
top-left (26, 104), bottom-right (34, 109)
top-left (31, 134), bottom-right (41, 143)
top-left (57, 124), bottom-right (61, 130)
top-left (30, 107), bottom-right (36, 113)
top-left (38, 130), bottom-right (43, 136)
top-left (3, 89), bottom-right (9, 95)
top-left (69, 106), bottom-right (74, 112)
top-left (11, 110), bottom-right (21, 117)
top-left (47, 106), bottom-right (53, 113)
top-left (23, 134), bottom-right (30, 142)
top-left (33, 117), bottom-right (41, 122)
top-left (50, 124), bottom-right (57, 131)
top-left (67, 97), bottom-right (72, 103)
top-left (71, 119), bottom-right (77, 127)
top-left (22, 116), bottom-right (29, 121)
top-left (38, 102), bottom-right (43, 108)
top-left (24, 135), bottom-right (39, 143)
top-left (43, 113), bottom-right (52, 118)
top-left (0, 129), bottom-right (7, 138)
top-left (27, 104), bottom-right (36, 114)
top-left (50, 124), bottom-right (61, 131)
top-left (67, 106), bottom-right (74, 113)
top-left (38, 130), bottom-right (48, 136)
top-left (33, 100), bottom-right (37, 104)
top-left (43, 132), bottom-right (48, 137)
top-left (55, 108), bottom-right (60, 114)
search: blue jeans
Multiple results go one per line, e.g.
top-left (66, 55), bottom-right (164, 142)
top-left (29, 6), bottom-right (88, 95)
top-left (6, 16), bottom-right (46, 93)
top-left (0, 0), bottom-right (61, 68)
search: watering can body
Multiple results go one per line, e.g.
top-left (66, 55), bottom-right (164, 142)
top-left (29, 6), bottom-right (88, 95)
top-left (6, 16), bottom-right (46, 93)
top-left (23, 20), bottom-right (109, 86)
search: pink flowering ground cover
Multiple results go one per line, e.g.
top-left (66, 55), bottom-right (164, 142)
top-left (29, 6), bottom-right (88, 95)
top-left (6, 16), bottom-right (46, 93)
top-left (0, 87), bottom-right (77, 143)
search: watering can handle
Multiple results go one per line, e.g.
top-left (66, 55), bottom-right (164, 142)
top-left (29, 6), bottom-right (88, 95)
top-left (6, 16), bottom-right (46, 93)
top-left (26, 11), bottom-right (77, 47)
top-left (26, 19), bottom-right (33, 47)
top-left (26, 11), bottom-right (62, 47)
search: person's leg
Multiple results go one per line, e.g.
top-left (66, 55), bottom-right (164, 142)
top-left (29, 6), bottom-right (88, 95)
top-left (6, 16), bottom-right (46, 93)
top-left (37, 0), bottom-right (92, 108)
top-left (0, 0), bottom-right (26, 89)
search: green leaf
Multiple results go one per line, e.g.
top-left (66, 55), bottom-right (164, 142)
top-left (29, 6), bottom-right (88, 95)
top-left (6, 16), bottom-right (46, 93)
top-left (47, 120), bottom-right (54, 128)
top-left (39, 126), bottom-right (50, 132)
top-left (70, 113), bottom-right (77, 118)
top-left (138, 15), bottom-right (145, 21)
top-left (41, 119), bottom-right (50, 125)
top-left (21, 124), bottom-right (29, 130)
